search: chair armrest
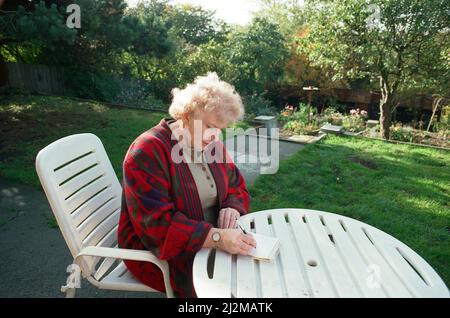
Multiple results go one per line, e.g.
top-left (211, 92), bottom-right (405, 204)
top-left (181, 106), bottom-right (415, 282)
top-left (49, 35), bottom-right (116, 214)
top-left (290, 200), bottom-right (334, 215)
top-left (72, 246), bottom-right (174, 297)
top-left (74, 246), bottom-right (168, 276)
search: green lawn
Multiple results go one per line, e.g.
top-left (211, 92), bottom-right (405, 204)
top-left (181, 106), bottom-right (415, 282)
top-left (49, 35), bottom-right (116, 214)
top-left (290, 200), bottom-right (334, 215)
top-left (0, 94), bottom-right (166, 186)
top-left (0, 94), bottom-right (248, 186)
top-left (249, 134), bottom-right (450, 287)
top-left (1, 94), bottom-right (449, 287)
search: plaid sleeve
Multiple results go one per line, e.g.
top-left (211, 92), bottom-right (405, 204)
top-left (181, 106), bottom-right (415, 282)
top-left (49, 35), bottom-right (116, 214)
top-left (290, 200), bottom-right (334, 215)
top-left (122, 138), bottom-right (212, 260)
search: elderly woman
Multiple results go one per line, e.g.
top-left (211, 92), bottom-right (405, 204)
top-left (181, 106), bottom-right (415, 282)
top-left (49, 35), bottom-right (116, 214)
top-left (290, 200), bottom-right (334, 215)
top-left (118, 72), bottom-right (257, 298)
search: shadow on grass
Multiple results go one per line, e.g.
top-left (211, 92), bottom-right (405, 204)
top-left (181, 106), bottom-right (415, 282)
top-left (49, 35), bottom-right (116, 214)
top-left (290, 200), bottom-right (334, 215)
top-left (0, 95), bottom-right (109, 161)
top-left (0, 94), bottom-right (166, 187)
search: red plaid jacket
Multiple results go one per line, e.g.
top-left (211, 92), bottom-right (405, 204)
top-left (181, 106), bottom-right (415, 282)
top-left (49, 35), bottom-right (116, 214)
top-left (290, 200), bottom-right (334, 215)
top-left (118, 117), bottom-right (251, 297)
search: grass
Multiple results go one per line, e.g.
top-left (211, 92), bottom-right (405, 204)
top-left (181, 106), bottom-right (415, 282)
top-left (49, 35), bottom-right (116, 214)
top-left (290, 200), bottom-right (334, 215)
top-left (0, 94), bottom-right (167, 187)
top-left (1, 94), bottom-right (449, 288)
top-left (248, 134), bottom-right (450, 287)
top-left (0, 94), bottom-right (253, 185)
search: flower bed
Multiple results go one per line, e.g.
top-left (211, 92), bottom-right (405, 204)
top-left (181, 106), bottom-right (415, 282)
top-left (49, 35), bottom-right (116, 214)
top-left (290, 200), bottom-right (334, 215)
top-left (362, 123), bottom-right (449, 148)
top-left (278, 104), bottom-right (368, 136)
top-left (245, 102), bottom-right (449, 149)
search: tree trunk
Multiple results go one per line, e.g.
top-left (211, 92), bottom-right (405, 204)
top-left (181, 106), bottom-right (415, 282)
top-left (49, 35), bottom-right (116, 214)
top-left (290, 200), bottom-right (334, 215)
top-left (379, 99), bottom-right (393, 139)
top-left (379, 75), bottom-right (396, 140)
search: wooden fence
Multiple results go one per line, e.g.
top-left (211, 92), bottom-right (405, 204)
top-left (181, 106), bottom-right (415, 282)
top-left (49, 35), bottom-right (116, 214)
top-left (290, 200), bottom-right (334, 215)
top-left (276, 85), bottom-right (448, 109)
top-left (4, 62), bottom-right (66, 95)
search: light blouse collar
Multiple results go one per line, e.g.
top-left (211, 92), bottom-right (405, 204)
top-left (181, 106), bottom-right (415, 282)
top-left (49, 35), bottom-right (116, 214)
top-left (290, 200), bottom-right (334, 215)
top-left (168, 120), bottom-right (206, 163)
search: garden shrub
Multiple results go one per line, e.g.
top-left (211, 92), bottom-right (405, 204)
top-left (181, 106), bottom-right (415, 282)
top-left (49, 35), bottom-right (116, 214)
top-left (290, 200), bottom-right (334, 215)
top-left (342, 108), bottom-right (368, 132)
top-left (436, 105), bottom-right (449, 137)
top-left (242, 92), bottom-right (277, 119)
top-left (65, 69), bottom-right (122, 102)
top-left (65, 69), bottom-right (166, 110)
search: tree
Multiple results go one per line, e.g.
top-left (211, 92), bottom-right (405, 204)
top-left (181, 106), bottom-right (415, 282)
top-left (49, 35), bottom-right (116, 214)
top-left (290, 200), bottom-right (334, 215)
top-left (1, 0), bottom-right (173, 68)
top-left (125, 0), bottom-right (174, 58)
top-left (299, 0), bottom-right (449, 139)
top-left (54, 0), bottom-right (172, 70)
top-left (225, 17), bottom-right (290, 94)
top-left (167, 3), bottom-right (229, 46)
top-left (176, 39), bottom-right (231, 86)
top-left (255, 0), bottom-right (306, 42)
top-left (0, 1), bottom-right (76, 63)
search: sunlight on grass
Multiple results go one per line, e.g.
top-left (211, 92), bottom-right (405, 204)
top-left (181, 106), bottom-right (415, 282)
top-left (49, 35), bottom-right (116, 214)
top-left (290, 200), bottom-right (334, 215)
top-left (89, 102), bottom-right (109, 113)
top-left (249, 134), bottom-right (450, 286)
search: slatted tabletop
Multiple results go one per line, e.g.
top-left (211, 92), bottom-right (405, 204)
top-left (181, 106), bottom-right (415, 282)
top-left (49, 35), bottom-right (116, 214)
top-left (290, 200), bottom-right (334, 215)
top-left (193, 209), bottom-right (449, 298)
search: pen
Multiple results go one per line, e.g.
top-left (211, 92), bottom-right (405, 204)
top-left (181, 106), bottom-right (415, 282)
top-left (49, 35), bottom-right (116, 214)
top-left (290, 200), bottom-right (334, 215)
top-left (235, 218), bottom-right (248, 234)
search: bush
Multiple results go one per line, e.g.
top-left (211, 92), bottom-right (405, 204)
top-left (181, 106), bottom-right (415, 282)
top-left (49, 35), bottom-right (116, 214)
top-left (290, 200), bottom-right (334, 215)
top-left (283, 120), bottom-right (319, 135)
top-left (279, 105), bottom-right (370, 135)
top-left (280, 103), bottom-right (321, 135)
top-left (292, 103), bottom-right (316, 123)
top-left (278, 103), bottom-right (317, 125)
top-left (436, 105), bottom-right (450, 137)
top-left (341, 108), bottom-right (368, 132)
top-left (141, 94), bottom-right (167, 111)
top-left (65, 69), bottom-right (121, 102)
top-left (322, 95), bottom-right (348, 113)
top-left (65, 69), bottom-right (166, 110)
top-left (321, 107), bottom-right (344, 125)
top-left (242, 92), bottom-right (277, 119)
top-left (390, 122), bottom-right (419, 142)
top-left (115, 79), bottom-right (166, 110)
top-left (114, 78), bottom-right (149, 106)
top-left (283, 120), bottom-right (302, 134)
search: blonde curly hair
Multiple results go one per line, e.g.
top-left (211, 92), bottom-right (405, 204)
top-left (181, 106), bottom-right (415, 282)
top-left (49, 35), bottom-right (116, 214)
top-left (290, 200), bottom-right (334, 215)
top-left (168, 72), bottom-right (244, 125)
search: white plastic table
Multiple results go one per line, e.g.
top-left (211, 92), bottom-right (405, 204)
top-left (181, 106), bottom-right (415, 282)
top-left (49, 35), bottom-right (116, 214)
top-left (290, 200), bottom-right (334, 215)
top-left (193, 208), bottom-right (449, 298)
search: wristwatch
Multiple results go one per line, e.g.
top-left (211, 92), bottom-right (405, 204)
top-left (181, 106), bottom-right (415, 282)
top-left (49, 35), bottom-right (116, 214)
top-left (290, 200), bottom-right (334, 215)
top-left (212, 231), bottom-right (221, 247)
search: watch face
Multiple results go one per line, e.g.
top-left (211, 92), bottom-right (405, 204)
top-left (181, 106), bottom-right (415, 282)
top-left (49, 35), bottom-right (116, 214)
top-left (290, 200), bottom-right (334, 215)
top-left (212, 232), bottom-right (221, 242)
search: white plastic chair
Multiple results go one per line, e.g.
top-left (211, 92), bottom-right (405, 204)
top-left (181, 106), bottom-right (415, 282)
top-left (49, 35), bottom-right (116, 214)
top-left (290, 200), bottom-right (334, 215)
top-left (35, 133), bottom-right (174, 298)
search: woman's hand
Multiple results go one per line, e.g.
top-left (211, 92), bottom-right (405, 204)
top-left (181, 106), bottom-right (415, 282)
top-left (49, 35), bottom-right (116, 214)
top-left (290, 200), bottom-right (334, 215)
top-left (218, 207), bottom-right (241, 229)
top-left (220, 229), bottom-right (257, 255)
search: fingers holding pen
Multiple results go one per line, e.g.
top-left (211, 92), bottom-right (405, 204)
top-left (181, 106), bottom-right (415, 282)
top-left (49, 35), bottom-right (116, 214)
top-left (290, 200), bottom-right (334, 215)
top-left (241, 234), bottom-right (257, 248)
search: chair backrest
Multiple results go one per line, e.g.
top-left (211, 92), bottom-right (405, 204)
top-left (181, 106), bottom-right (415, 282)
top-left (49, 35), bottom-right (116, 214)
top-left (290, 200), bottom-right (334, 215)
top-left (36, 133), bottom-right (122, 275)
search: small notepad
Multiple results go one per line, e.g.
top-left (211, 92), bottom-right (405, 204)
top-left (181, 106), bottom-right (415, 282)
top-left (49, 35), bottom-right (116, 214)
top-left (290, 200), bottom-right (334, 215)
top-left (248, 233), bottom-right (280, 261)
